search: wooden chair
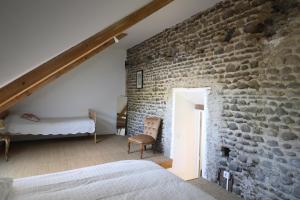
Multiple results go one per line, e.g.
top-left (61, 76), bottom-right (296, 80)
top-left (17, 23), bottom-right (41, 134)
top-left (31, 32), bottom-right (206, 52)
top-left (128, 117), bottom-right (161, 159)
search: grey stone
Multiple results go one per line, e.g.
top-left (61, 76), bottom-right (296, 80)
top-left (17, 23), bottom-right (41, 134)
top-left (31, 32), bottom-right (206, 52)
top-left (263, 107), bottom-right (274, 115)
top-left (282, 117), bottom-right (295, 124)
top-left (229, 161), bottom-right (241, 172)
top-left (253, 136), bottom-right (264, 142)
top-left (269, 116), bottom-right (281, 122)
top-left (279, 125), bottom-right (289, 129)
top-left (244, 21), bottom-right (265, 33)
top-left (267, 131), bottom-right (278, 137)
top-left (237, 82), bottom-right (248, 89)
top-left (229, 151), bottom-right (237, 157)
top-left (278, 165), bottom-right (288, 173)
top-left (253, 127), bottom-right (263, 135)
top-left (251, 158), bottom-right (260, 165)
top-left (238, 155), bottom-right (247, 163)
top-left (226, 64), bottom-right (236, 72)
top-left (222, 8), bottom-right (235, 19)
top-left (250, 61), bottom-right (258, 68)
top-left (280, 132), bottom-right (298, 141)
top-left (228, 123), bottom-right (238, 130)
top-left (281, 176), bottom-right (293, 185)
top-left (219, 160), bottom-right (228, 167)
top-left (235, 132), bottom-right (242, 137)
top-left (283, 102), bottom-right (293, 109)
top-left (283, 55), bottom-right (300, 65)
top-left (234, 113), bottom-right (243, 118)
top-left (246, 107), bottom-right (262, 113)
top-left (267, 140), bottom-right (278, 147)
top-left (214, 47), bottom-right (224, 55)
top-left (243, 134), bottom-right (251, 140)
top-left (272, 148), bottom-right (284, 156)
top-left (270, 124), bottom-right (279, 131)
top-left (244, 147), bottom-right (257, 154)
top-left (276, 157), bottom-right (287, 163)
top-left (241, 140), bottom-right (250, 145)
top-left (238, 100), bottom-right (247, 105)
top-left (287, 82), bottom-right (300, 89)
top-left (255, 168), bottom-right (266, 181)
top-left (261, 160), bottom-right (272, 168)
top-left (236, 143), bottom-right (243, 150)
top-left (286, 152), bottom-right (296, 157)
top-left (290, 159), bottom-right (300, 168)
top-left (282, 144), bottom-right (292, 149)
top-left (248, 80), bottom-right (260, 90)
top-left (294, 184), bottom-right (300, 198)
top-left (275, 107), bottom-right (288, 116)
top-left (240, 124), bottom-right (251, 132)
top-left (230, 104), bottom-right (239, 111)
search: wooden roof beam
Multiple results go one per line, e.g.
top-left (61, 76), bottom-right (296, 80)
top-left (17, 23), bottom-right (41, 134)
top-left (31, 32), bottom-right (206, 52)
top-left (0, 0), bottom-right (174, 113)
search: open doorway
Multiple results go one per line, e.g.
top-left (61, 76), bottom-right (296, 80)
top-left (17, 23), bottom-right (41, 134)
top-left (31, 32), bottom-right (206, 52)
top-left (116, 96), bottom-right (127, 136)
top-left (169, 88), bottom-right (210, 181)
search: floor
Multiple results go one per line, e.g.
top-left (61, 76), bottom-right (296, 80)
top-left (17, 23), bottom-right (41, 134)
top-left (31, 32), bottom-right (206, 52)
top-left (0, 134), bottom-right (240, 200)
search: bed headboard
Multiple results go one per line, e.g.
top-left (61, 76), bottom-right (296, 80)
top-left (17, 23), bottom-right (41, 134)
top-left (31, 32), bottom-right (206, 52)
top-left (88, 109), bottom-right (97, 123)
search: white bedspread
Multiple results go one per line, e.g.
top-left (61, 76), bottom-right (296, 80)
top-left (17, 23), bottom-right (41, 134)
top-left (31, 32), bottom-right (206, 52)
top-left (5, 115), bottom-right (95, 135)
top-left (8, 160), bottom-right (215, 200)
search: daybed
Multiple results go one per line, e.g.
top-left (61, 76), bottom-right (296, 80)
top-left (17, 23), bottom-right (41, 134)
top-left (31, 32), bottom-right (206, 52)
top-left (0, 110), bottom-right (97, 161)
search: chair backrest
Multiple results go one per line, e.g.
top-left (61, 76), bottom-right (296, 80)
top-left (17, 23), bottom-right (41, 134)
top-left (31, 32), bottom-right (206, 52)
top-left (144, 117), bottom-right (161, 140)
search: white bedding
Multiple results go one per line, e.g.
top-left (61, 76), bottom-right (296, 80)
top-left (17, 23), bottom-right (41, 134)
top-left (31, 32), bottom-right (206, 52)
top-left (5, 115), bottom-right (95, 135)
top-left (8, 160), bottom-right (215, 200)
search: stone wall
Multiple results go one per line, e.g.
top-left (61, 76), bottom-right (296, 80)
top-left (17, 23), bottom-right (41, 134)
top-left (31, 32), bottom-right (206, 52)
top-left (126, 0), bottom-right (300, 199)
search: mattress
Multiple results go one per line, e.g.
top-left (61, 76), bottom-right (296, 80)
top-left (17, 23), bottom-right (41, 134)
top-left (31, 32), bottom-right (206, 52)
top-left (8, 160), bottom-right (215, 200)
top-left (5, 115), bottom-right (95, 135)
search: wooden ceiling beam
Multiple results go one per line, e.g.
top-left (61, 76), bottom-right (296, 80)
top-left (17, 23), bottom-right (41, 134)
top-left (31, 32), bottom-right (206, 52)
top-left (0, 0), bottom-right (174, 113)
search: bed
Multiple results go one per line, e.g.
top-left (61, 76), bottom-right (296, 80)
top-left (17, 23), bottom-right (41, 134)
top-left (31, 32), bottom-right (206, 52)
top-left (3, 160), bottom-right (216, 200)
top-left (0, 110), bottom-right (97, 161)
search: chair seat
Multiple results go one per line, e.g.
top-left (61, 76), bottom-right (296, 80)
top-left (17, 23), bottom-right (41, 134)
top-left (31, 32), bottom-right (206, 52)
top-left (128, 134), bottom-right (155, 144)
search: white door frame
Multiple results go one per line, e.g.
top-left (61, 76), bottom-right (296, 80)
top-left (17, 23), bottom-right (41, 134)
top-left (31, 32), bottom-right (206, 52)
top-left (170, 88), bottom-right (210, 179)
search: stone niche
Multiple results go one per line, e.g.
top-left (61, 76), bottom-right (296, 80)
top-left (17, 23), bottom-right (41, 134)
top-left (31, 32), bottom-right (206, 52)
top-left (126, 0), bottom-right (300, 199)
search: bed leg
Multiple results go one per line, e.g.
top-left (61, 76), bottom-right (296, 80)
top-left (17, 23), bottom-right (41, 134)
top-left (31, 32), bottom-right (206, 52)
top-left (140, 144), bottom-right (144, 159)
top-left (128, 141), bottom-right (131, 154)
top-left (4, 136), bottom-right (10, 161)
top-left (94, 132), bottom-right (97, 143)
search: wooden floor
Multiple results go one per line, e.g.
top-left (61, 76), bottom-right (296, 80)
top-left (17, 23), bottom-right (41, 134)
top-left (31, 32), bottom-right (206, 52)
top-left (0, 134), bottom-right (240, 200)
top-left (0, 135), bottom-right (167, 178)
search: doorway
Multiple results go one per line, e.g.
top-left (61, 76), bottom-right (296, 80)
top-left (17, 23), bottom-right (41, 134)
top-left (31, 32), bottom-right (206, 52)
top-left (169, 88), bottom-right (209, 181)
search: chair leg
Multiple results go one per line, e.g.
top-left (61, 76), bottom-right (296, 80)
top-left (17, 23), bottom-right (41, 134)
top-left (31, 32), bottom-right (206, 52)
top-left (128, 141), bottom-right (131, 154)
top-left (140, 144), bottom-right (144, 159)
top-left (4, 136), bottom-right (10, 161)
top-left (144, 145), bottom-right (147, 151)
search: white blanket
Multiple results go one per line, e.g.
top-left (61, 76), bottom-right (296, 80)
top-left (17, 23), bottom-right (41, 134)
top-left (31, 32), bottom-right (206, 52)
top-left (8, 160), bottom-right (215, 200)
top-left (5, 115), bottom-right (95, 135)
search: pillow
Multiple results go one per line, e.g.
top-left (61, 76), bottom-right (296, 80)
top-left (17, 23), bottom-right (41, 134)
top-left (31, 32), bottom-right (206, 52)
top-left (21, 113), bottom-right (40, 122)
top-left (0, 178), bottom-right (13, 200)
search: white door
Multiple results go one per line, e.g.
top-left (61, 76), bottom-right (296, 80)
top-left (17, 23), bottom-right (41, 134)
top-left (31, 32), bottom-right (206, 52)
top-left (170, 93), bottom-right (200, 180)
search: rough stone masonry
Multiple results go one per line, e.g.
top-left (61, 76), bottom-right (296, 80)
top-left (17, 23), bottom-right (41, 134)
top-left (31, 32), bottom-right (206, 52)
top-left (126, 0), bottom-right (300, 199)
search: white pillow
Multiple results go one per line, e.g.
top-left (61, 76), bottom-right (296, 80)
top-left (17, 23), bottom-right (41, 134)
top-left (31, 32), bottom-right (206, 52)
top-left (0, 178), bottom-right (13, 200)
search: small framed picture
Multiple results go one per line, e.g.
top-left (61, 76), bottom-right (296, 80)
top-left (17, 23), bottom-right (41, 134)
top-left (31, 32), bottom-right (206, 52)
top-left (136, 70), bottom-right (143, 89)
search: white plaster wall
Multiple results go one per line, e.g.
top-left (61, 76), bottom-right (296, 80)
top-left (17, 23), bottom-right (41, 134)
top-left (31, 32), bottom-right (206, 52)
top-left (12, 46), bottom-right (126, 134)
top-left (0, 0), bottom-right (220, 88)
top-left (0, 0), bottom-right (149, 88)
